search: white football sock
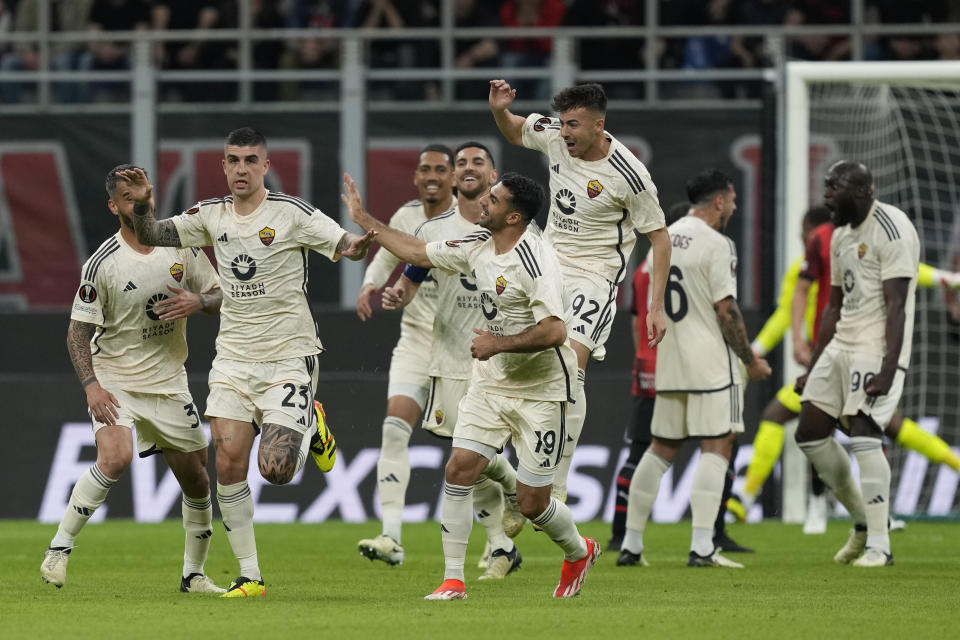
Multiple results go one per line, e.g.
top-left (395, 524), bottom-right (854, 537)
top-left (798, 436), bottom-right (866, 526)
top-left (850, 436), bottom-right (891, 554)
top-left (377, 416), bottom-right (412, 542)
top-left (552, 369), bottom-right (586, 502)
top-left (217, 481), bottom-right (260, 581)
top-left (441, 482), bottom-right (473, 582)
top-left (530, 497), bottom-right (586, 561)
top-left (473, 476), bottom-right (512, 553)
top-left (622, 450), bottom-right (670, 554)
top-left (181, 494), bottom-right (213, 577)
top-left (482, 453), bottom-right (518, 509)
top-left (689, 452), bottom-right (728, 556)
top-left (51, 464), bottom-right (116, 549)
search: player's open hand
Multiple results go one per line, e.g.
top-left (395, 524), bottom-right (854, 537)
top-left (489, 79), bottom-right (517, 110)
top-left (471, 328), bottom-right (499, 361)
top-left (646, 307), bottom-right (667, 348)
top-left (865, 369), bottom-right (894, 397)
top-left (746, 356), bottom-right (772, 381)
top-left (341, 173), bottom-right (369, 227)
top-left (115, 167), bottom-right (153, 205)
top-left (153, 284), bottom-right (202, 320)
top-left (85, 381), bottom-right (121, 425)
top-left (341, 229), bottom-right (377, 260)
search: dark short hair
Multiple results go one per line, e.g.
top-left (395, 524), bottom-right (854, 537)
top-left (686, 169), bottom-right (733, 205)
top-left (225, 127), bottom-right (267, 148)
top-left (498, 172), bottom-right (545, 223)
top-left (105, 163), bottom-right (145, 197)
top-left (454, 141), bottom-right (496, 168)
top-left (666, 201), bottom-right (689, 226)
top-left (551, 83), bottom-right (607, 115)
top-left (419, 143), bottom-right (454, 167)
top-left (804, 205), bottom-right (833, 227)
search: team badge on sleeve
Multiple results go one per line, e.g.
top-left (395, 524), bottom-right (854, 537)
top-left (587, 180), bottom-right (603, 198)
top-left (858, 243), bottom-right (868, 259)
top-left (183, 206), bottom-right (199, 215)
top-left (259, 227), bottom-right (276, 246)
top-left (495, 275), bottom-right (507, 295)
top-left (533, 117), bottom-right (552, 132)
top-left (78, 284), bottom-right (97, 303)
top-left (445, 240), bottom-right (463, 248)
top-left (170, 263), bottom-right (184, 282)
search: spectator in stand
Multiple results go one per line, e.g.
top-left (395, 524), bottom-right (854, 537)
top-left (679, 0), bottom-right (738, 99)
top-left (153, 0), bottom-right (230, 102)
top-left (866, 1), bottom-right (951, 61)
top-left (1, 0), bottom-right (93, 104)
top-left (79, 0), bottom-right (151, 102)
top-left (279, 1), bottom-right (349, 101)
top-left (498, 0), bottom-right (565, 100)
top-left (453, 0), bottom-right (501, 99)
top-left (728, 0), bottom-right (789, 96)
top-left (564, 0), bottom-right (644, 99)
top-left (353, 0), bottom-right (440, 100)
top-left (784, 0), bottom-right (850, 61)
top-left (932, 32), bottom-right (960, 60)
top-left (248, 0), bottom-right (285, 100)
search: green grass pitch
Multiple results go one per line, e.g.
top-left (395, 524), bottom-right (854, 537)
top-left (4, 519), bottom-right (960, 639)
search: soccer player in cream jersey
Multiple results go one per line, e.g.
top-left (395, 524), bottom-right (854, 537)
top-left (619, 169), bottom-right (771, 569)
top-left (489, 80), bottom-right (670, 503)
top-left (381, 142), bottom-right (526, 579)
top-left (343, 171), bottom-right (600, 601)
top-left (41, 165), bottom-right (224, 593)
top-left (356, 145), bottom-right (455, 565)
top-left (795, 161), bottom-right (920, 567)
top-left (119, 127), bottom-right (374, 597)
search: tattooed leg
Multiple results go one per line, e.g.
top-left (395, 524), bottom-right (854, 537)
top-left (258, 424), bottom-right (304, 485)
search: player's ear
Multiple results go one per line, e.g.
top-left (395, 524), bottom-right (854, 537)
top-left (489, 169), bottom-right (499, 185)
top-left (107, 199), bottom-right (119, 216)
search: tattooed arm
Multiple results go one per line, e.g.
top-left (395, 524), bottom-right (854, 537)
top-left (67, 319), bottom-right (120, 424)
top-left (715, 296), bottom-right (771, 381)
top-left (115, 167), bottom-right (182, 247)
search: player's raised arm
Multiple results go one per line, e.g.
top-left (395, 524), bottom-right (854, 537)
top-left (341, 173), bottom-right (432, 268)
top-left (489, 79), bottom-right (525, 147)
top-left (715, 296), bottom-right (771, 381)
top-left (115, 168), bottom-right (182, 247)
top-left (645, 226), bottom-right (670, 347)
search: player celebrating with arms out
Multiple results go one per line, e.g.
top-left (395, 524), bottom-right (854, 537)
top-left (795, 161), bottom-right (920, 567)
top-left (343, 171), bottom-right (600, 600)
top-left (119, 127), bottom-right (374, 597)
top-left (42, 165), bottom-right (224, 593)
top-left (488, 79), bottom-right (670, 502)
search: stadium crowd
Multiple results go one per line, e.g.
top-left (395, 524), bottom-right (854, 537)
top-left (1, 0), bottom-right (959, 103)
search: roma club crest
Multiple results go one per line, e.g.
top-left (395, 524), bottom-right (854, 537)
top-left (496, 275), bottom-right (507, 295)
top-left (259, 227), bottom-right (276, 246)
top-left (858, 243), bottom-right (868, 259)
top-left (434, 409), bottom-right (444, 425)
top-left (169, 263), bottom-right (184, 283)
top-left (587, 180), bottom-right (603, 199)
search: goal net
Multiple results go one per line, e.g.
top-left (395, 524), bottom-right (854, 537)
top-left (783, 61), bottom-right (960, 520)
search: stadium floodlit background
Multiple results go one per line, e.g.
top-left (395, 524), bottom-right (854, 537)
top-left (1, 0), bottom-right (959, 529)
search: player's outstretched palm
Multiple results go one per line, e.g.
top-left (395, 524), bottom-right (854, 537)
top-left (489, 79), bottom-right (517, 110)
top-left (115, 167), bottom-right (153, 204)
top-left (341, 229), bottom-right (377, 259)
top-left (341, 173), bottom-right (368, 227)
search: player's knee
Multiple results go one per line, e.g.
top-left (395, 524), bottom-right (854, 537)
top-left (258, 459), bottom-right (295, 486)
top-left (97, 453), bottom-right (131, 478)
top-left (517, 491), bottom-right (549, 519)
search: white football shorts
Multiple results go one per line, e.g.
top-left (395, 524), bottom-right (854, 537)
top-left (91, 388), bottom-right (208, 456)
top-left (387, 335), bottom-right (431, 408)
top-left (801, 344), bottom-right (904, 429)
top-left (560, 265), bottom-right (618, 361)
top-left (652, 384), bottom-right (745, 440)
top-left (421, 376), bottom-right (468, 438)
top-left (206, 354), bottom-right (320, 436)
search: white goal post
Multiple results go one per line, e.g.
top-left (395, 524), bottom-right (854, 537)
top-left (780, 61), bottom-right (960, 522)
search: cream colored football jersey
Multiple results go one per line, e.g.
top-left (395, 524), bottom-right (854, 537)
top-left (425, 227), bottom-right (578, 402)
top-left (170, 191), bottom-right (345, 362)
top-left (652, 215), bottom-right (742, 393)
top-left (70, 232), bottom-right (219, 393)
top-left (361, 199), bottom-right (450, 355)
top-left (521, 113), bottom-right (666, 284)
top-left (414, 209), bottom-right (483, 379)
top-left (830, 200), bottom-right (919, 369)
